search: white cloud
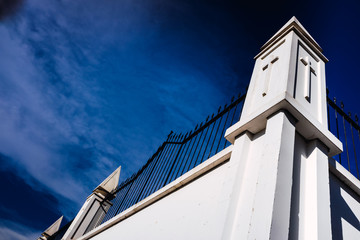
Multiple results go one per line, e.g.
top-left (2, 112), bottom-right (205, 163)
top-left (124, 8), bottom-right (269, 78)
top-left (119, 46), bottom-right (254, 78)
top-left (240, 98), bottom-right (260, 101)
top-left (0, 0), bottom-right (245, 230)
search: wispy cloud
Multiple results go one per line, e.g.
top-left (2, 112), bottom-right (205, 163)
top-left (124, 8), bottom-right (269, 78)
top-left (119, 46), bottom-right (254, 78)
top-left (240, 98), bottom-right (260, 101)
top-left (0, 0), bottom-right (251, 236)
top-left (0, 220), bottom-right (40, 240)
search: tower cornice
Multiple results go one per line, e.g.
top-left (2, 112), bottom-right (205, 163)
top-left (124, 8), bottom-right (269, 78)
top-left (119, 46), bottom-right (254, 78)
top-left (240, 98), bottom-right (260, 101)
top-left (255, 16), bottom-right (328, 62)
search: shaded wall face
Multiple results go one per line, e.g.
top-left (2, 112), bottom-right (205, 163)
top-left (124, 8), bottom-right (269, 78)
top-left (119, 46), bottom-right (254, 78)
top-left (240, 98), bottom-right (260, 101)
top-left (329, 172), bottom-right (360, 240)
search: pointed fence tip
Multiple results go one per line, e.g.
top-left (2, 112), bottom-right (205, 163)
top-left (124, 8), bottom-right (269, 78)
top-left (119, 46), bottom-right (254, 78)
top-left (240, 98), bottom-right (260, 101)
top-left (170, 133), bottom-right (175, 141)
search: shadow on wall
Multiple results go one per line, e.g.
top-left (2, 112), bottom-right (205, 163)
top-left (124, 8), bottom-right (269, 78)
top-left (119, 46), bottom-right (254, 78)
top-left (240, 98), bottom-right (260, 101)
top-left (329, 158), bottom-right (360, 240)
top-left (288, 135), bottom-right (360, 240)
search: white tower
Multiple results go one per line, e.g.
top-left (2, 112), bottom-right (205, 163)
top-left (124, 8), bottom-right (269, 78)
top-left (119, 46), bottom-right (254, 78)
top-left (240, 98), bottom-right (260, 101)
top-left (225, 17), bottom-right (342, 239)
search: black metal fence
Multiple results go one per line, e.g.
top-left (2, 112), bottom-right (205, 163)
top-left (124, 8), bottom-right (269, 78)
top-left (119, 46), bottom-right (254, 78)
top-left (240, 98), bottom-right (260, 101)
top-left (85, 93), bottom-right (246, 231)
top-left (82, 89), bottom-right (360, 234)
top-left (327, 90), bottom-right (360, 179)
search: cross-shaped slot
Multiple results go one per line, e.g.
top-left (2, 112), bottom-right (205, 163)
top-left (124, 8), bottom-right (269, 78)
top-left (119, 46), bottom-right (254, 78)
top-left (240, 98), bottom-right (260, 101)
top-left (262, 56), bottom-right (279, 96)
top-left (300, 57), bottom-right (316, 102)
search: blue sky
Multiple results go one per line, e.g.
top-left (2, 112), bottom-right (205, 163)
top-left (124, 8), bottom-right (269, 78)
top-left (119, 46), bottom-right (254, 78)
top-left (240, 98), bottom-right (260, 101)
top-left (0, 0), bottom-right (360, 239)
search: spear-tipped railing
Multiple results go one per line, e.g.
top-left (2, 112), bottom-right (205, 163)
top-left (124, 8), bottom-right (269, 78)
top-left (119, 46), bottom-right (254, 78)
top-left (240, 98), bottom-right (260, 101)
top-left (84, 93), bottom-right (246, 232)
top-left (327, 89), bottom-right (360, 180)
top-left (82, 88), bottom-right (360, 234)
top-left (61, 88), bottom-right (360, 237)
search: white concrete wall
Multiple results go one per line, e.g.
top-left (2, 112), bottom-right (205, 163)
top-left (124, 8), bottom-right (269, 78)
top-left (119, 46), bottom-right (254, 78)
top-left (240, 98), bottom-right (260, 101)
top-left (79, 129), bottom-right (268, 240)
top-left (88, 158), bottom-right (231, 240)
top-left (79, 129), bottom-right (360, 240)
top-left (76, 146), bottom-right (233, 240)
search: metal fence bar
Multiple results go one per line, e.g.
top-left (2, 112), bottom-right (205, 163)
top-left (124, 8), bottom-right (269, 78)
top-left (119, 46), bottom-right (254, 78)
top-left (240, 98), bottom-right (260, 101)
top-left (125, 169), bottom-right (146, 209)
top-left (143, 141), bottom-right (173, 198)
top-left (84, 89), bottom-right (360, 233)
top-left (157, 136), bottom-right (181, 189)
top-left (327, 92), bottom-right (360, 180)
top-left (92, 93), bottom-right (246, 229)
top-left (349, 113), bottom-right (359, 178)
top-left (340, 102), bottom-right (351, 171)
top-left (113, 182), bottom-right (133, 216)
top-left (183, 130), bottom-right (200, 172)
top-left (216, 104), bottom-right (230, 153)
top-left (163, 135), bottom-right (186, 186)
top-left (200, 120), bottom-right (215, 164)
top-left (172, 133), bottom-right (192, 179)
top-left (208, 108), bottom-right (223, 159)
top-left (134, 155), bottom-right (160, 203)
top-left (194, 123), bottom-right (209, 166)
top-left (189, 126), bottom-right (204, 169)
top-left (167, 134), bottom-right (190, 183)
top-left (178, 131), bottom-right (195, 176)
top-left (187, 129), bottom-right (203, 172)
top-left (356, 115), bottom-right (360, 178)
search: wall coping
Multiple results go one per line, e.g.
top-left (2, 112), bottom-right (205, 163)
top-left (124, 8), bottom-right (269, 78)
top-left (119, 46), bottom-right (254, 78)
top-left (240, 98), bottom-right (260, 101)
top-left (329, 158), bottom-right (360, 196)
top-left (78, 145), bottom-right (233, 240)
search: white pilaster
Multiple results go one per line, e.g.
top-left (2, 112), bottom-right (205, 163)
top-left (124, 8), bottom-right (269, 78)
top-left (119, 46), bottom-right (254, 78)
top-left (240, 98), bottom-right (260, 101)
top-left (299, 140), bottom-right (332, 240)
top-left (62, 167), bottom-right (121, 240)
top-left (221, 131), bottom-right (253, 240)
top-left (223, 17), bottom-right (343, 240)
top-left (248, 111), bottom-right (296, 240)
